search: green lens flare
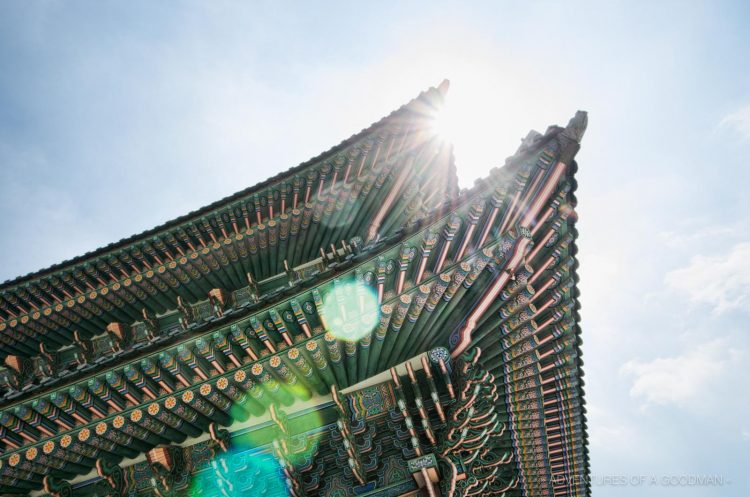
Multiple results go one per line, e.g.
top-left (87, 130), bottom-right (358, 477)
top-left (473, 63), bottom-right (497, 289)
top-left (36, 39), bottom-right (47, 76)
top-left (322, 281), bottom-right (379, 342)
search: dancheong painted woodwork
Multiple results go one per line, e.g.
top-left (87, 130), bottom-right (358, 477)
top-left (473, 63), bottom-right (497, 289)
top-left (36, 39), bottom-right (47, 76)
top-left (0, 81), bottom-right (589, 497)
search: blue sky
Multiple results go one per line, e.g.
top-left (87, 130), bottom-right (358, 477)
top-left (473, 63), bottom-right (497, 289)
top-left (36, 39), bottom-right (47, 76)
top-left (1, 1), bottom-right (749, 495)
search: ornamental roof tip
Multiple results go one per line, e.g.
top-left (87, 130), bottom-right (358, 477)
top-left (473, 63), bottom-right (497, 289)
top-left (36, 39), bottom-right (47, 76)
top-left (437, 78), bottom-right (450, 96)
top-left (0, 80), bottom-right (453, 291)
top-left (563, 110), bottom-right (588, 144)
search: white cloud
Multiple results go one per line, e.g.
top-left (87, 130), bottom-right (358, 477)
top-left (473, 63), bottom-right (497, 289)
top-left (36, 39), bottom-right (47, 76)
top-left (620, 340), bottom-right (735, 408)
top-left (659, 222), bottom-right (746, 248)
top-left (720, 104), bottom-right (750, 140)
top-left (586, 404), bottom-right (640, 450)
top-left (665, 242), bottom-right (750, 314)
top-left (743, 428), bottom-right (750, 441)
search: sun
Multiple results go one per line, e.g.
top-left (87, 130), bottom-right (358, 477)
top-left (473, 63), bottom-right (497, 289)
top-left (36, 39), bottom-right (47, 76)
top-left (430, 95), bottom-right (459, 144)
top-left (425, 74), bottom-right (513, 187)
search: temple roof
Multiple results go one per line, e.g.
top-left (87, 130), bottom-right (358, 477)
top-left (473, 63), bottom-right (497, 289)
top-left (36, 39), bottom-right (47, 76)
top-left (0, 82), bottom-right (589, 497)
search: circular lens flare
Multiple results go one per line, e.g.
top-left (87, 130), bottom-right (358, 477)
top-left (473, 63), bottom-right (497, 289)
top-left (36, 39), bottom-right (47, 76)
top-left (322, 281), bottom-right (379, 342)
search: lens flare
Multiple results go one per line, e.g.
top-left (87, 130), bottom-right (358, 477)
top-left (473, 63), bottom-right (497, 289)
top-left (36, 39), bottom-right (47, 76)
top-left (235, 411), bottom-right (324, 462)
top-left (314, 194), bottom-right (364, 230)
top-left (188, 405), bottom-right (326, 496)
top-left (188, 447), bottom-right (286, 496)
top-left (430, 101), bottom-right (457, 144)
top-left (322, 281), bottom-right (379, 342)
